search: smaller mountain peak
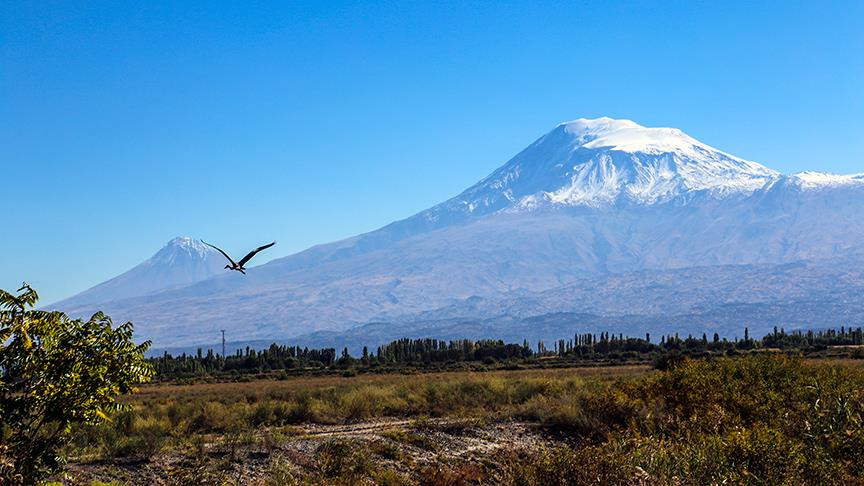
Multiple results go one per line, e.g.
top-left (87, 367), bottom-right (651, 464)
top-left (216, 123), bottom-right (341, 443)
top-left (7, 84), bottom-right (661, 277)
top-left (167, 236), bottom-right (197, 246)
top-left (52, 236), bottom-right (225, 308)
top-left (158, 237), bottom-right (213, 259)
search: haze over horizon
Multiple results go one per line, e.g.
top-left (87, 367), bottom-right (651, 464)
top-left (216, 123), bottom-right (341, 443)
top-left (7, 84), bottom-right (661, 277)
top-left (2, 1), bottom-right (863, 303)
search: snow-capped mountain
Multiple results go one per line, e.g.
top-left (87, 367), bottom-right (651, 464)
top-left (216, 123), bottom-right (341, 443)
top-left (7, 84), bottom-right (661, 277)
top-left (53, 118), bottom-right (864, 347)
top-left (51, 237), bottom-right (226, 308)
top-left (418, 118), bottom-right (780, 221)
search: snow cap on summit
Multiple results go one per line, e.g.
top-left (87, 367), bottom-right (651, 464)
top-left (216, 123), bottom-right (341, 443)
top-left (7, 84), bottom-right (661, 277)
top-left (438, 117), bottom-right (781, 212)
top-left (156, 236), bottom-right (214, 261)
top-left (559, 117), bottom-right (734, 158)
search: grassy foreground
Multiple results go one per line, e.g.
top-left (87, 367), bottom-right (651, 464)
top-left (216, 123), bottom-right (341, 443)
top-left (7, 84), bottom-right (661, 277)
top-left (63, 355), bottom-right (864, 485)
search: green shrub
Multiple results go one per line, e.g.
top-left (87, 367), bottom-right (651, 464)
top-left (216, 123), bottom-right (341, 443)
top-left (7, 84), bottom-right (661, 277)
top-left (250, 401), bottom-right (276, 427)
top-left (316, 440), bottom-right (374, 479)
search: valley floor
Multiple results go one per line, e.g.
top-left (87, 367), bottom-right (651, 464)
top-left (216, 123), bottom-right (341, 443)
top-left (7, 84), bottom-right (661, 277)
top-left (61, 357), bottom-right (864, 485)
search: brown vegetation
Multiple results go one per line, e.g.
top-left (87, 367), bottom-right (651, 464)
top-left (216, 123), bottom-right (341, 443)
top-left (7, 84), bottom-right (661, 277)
top-left (62, 356), bottom-right (864, 484)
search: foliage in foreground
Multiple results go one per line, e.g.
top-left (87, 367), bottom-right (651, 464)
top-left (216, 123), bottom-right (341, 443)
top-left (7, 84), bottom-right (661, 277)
top-left (70, 354), bottom-right (864, 484)
top-left (0, 284), bottom-right (153, 484)
top-left (509, 355), bottom-right (864, 485)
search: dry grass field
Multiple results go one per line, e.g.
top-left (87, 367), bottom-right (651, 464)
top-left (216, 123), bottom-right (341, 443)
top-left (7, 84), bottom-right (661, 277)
top-left (133, 364), bottom-right (651, 402)
top-left (60, 357), bottom-right (864, 485)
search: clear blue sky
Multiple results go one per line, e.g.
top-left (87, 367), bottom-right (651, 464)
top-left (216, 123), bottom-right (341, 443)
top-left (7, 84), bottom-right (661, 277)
top-left (2, 0), bottom-right (862, 304)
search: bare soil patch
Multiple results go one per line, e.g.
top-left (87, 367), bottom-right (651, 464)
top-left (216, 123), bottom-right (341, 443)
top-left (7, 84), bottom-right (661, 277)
top-left (64, 418), bottom-right (552, 484)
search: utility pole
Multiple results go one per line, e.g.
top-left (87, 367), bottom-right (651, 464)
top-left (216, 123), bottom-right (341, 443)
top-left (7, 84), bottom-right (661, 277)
top-left (221, 330), bottom-right (226, 358)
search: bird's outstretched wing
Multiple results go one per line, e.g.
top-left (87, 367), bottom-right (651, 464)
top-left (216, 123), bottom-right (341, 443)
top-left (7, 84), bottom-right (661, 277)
top-left (238, 241), bottom-right (276, 267)
top-left (202, 240), bottom-right (237, 266)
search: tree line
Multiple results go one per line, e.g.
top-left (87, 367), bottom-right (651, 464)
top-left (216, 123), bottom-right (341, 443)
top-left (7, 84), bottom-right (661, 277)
top-left (150, 325), bottom-right (864, 378)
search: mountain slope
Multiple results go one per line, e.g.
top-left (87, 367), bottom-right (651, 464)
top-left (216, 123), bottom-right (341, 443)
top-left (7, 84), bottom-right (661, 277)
top-left (53, 119), bottom-right (864, 347)
top-left (51, 237), bottom-right (226, 308)
top-left (249, 117), bottom-right (798, 273)
top-left (438, 117), bottom-right (779, 212)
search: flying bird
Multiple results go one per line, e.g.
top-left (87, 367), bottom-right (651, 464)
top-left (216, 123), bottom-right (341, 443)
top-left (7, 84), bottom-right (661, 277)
top-left (202, 240), bottom-right (275, 275)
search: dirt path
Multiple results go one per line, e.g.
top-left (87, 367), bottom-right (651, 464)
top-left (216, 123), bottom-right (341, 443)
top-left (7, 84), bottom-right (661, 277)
top-left (299, 418), bottom-right (419, 437)
top-left (64, 418), bottom-right (552, 484)
top-left (298, 417), bottom-right (481, 437)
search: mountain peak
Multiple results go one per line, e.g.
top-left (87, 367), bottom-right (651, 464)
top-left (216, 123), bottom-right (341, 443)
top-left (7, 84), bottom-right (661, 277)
top-left (153, 236), bottom-right (213, 263)
top-left (558, 117), bottom-right (642, 135)
top-left (165, 236), bottom-right (209, 252)
top-left (558, 117), bottom-right (729, 159)
top-left (423, 118), bottom-right (780, 218)
top-left (168, 236), bottom-right (197, 246)
top-left (50, 236), bottom-right (225, 308)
